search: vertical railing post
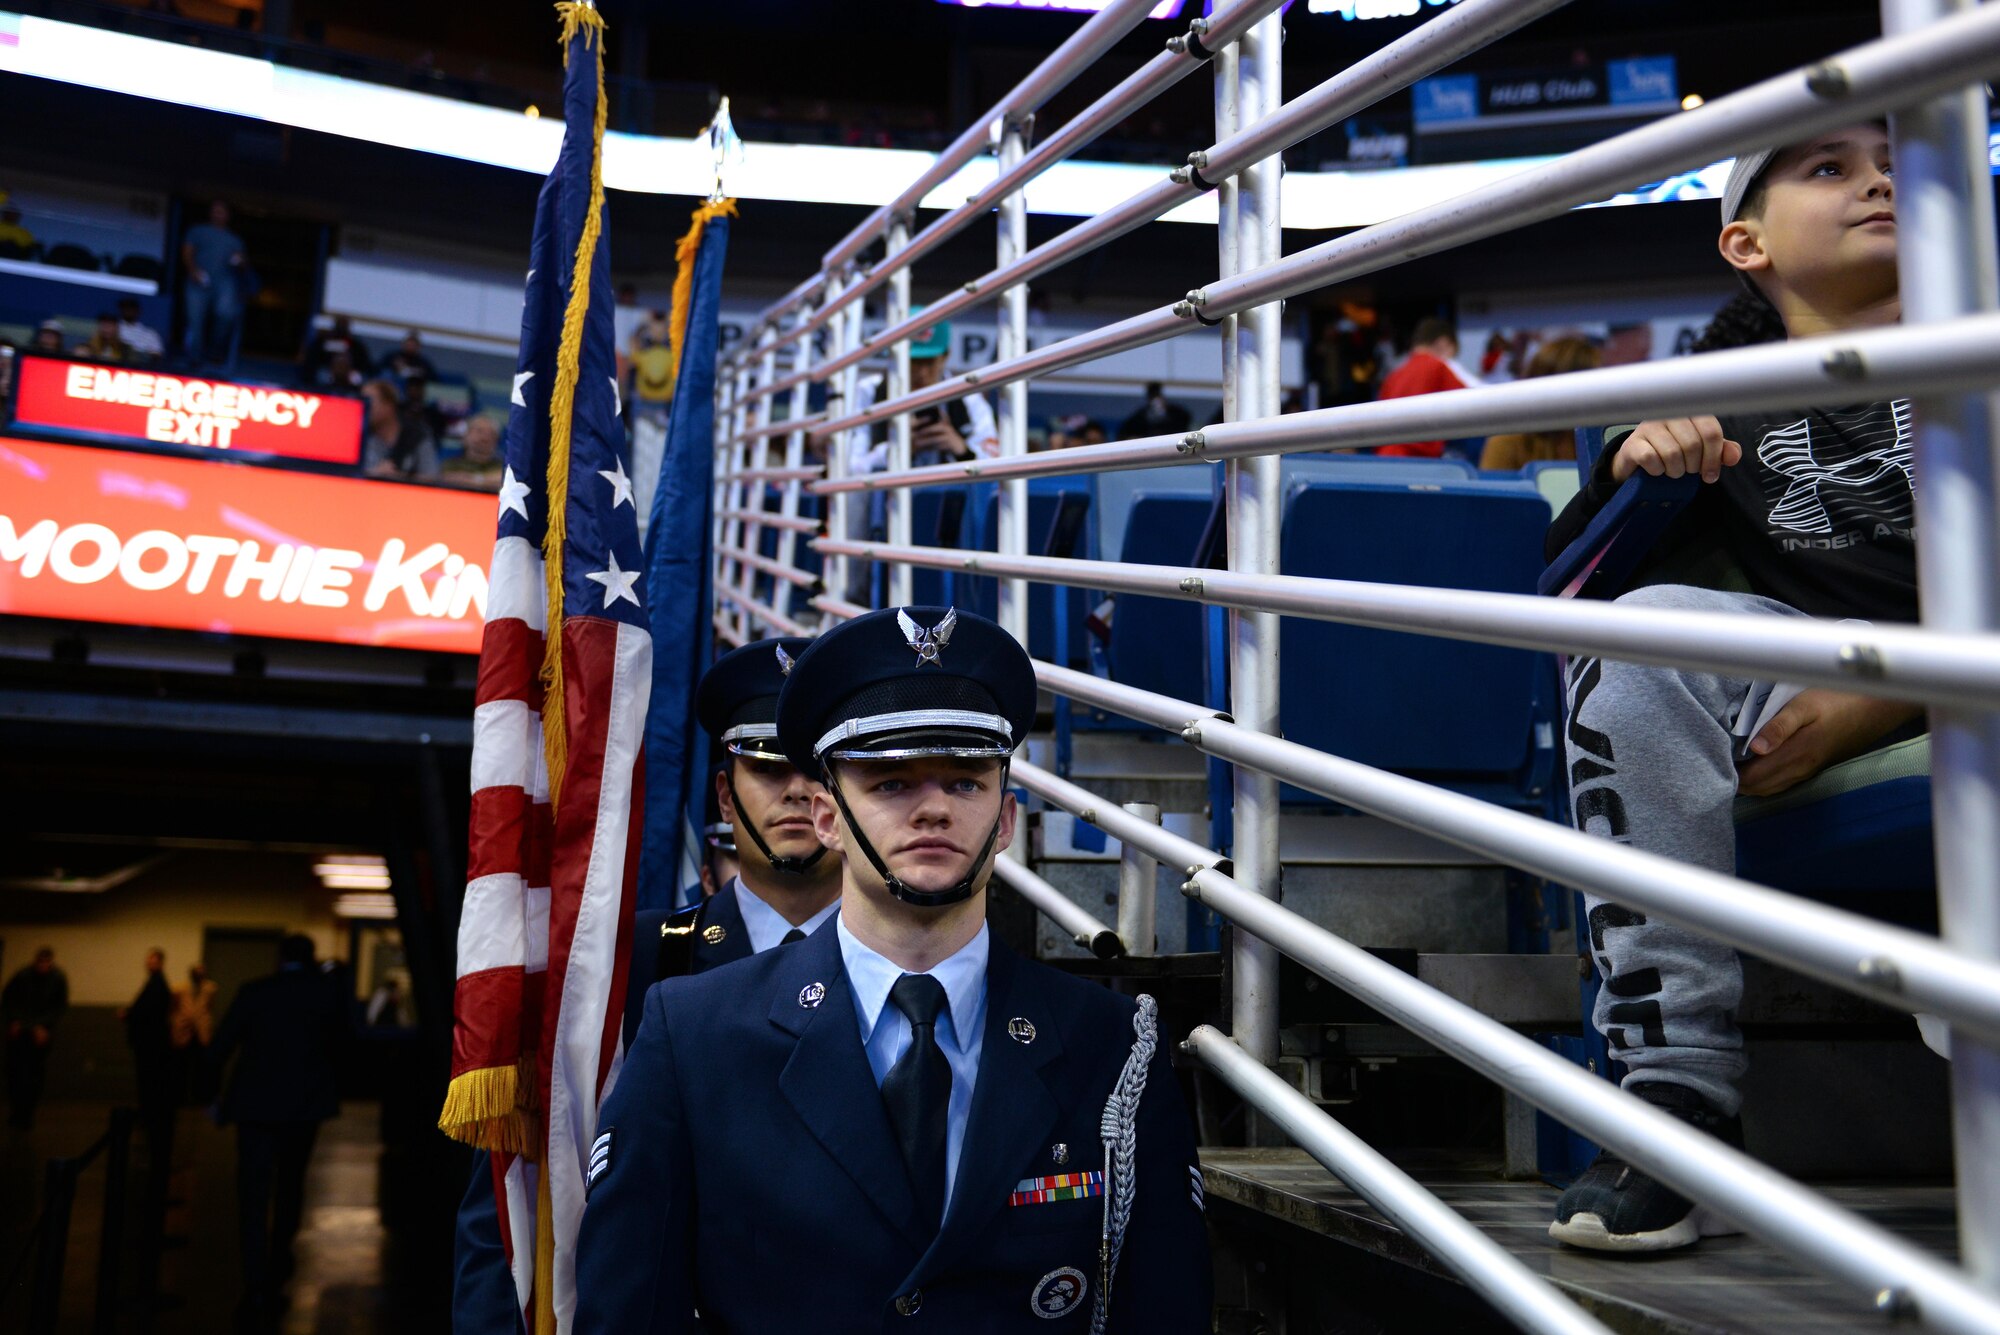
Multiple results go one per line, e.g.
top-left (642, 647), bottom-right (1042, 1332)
top-left (1883, 0), bottom-right (2000, 1290)
top-left (776, 302), bottom-right (817, 621)
top-left (93, 1108), bottom-right (135, 1335)
top-left (719, 356), bottom-right (756, 638)
top-left (1195, 27), bottom-right (1243, 963)
top-left (996, 115), bottom-right (1033, 646)
top-left (885, 217), bottom-right (915, 608)
top-left (841, 282), bottom-right (869, 606)
top-left (1227, 8), bottom-right (1286, 1069)
top-left (29, 1158), bottom-right (78, 1333)
top-left (710, 352), bottom-right (734, 629)
top-left (1119, 801), bottom-right (1161, 956)
top-left (743, 339), bottom-right (780, 632)
top-left (822, 273), bottom-right (851, 610)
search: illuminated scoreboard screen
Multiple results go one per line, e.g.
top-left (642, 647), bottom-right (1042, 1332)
top-left (0, 435), bottom-right (494, 654)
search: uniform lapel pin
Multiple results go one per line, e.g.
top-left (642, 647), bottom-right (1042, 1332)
top-left (1051, 1142), bottom-right (1069, 1165)
top-left (799, 981), bottom-right (826, 1009)
top-left (703, 924), bottom-right (728, 946)
top-left (1007, 1016), bottom-right (1036, 1044)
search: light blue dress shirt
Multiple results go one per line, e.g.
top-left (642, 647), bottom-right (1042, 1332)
top-left (836, 915), bottom-right (989, 1214)
top-left (733, 880), bottom-right (840, 955)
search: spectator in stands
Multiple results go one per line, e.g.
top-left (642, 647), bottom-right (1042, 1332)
top-left (1375, 316), bottom-right (1473, 457)
top-left (75, 311), bottom-right (131, 363)
top-left (1045, 413), bottom-right (1091, 451)
top-left (400, 372), bottom-right (448, 441)
top-left (442, 414), bottom-right (505, 491)
top-left (303, 314), bottom-right (373, 387)
top-left (210, 934), bottom-right (348, 1331)
top-left (3, 946), bottom-right (66, 1130)
top-left (386, 329), bottom-right (439, 384)
top-left (31, 318), bottom-right (64, 355)
top-left (361, 378), bottom-right (439, 481)
top-left (1117, 380), bottom-right (1193, 439)
top-left (629, 308), bottom-right (676, 423)
top-left (0, 192), bottom-right (35, 257)
top-left (1478, 337), bottom-right (1603, 469)
top-left (117, 297), bottom-right (165, 363)
top-left (321, 348), bottom-right (363, 391)
top-left (613, 281), bottom-right (644, 381)
top-left (1545, 123), bottom-right (1919, 1256)
top-left (824, 313), bottom-right (998, 472)
top-left (181, 199), bottom-right (247, 369)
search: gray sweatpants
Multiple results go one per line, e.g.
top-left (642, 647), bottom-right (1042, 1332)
top-left (1563, 584), bottom-right (1809, 1116)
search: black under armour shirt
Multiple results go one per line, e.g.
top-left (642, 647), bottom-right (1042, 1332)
top-left (1547, 399), bottom-right (1920, 623)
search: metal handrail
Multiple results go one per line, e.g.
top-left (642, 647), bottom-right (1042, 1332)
top-left (716, 508), bottom-right (819, 535)
top-left (807, 6), bottom-right (2000, 435)
top-left (714, 585), bottom-right (808, 637)
top-left (815, 536), bottom-right (2000, 711)
top-left (1015, 760), bottom-right (2000, 1335)
top-left (810, 311), bottom-right (2000, 493)
top-left (992, 856), bottom-right (1125, 959)
top-left (737, 0), bottom-right (1574, 399)
top-left (714, 0), bottom-right (2000, 1318)
top-left (1188, 1031), bottom-right (1616, 1335)
top-left (778, 0), bottom-right (1162, 308)
top-left (716, 544), bottom-right (819, 589)
top-left (1021, 664), bottom-right (2000, 1043)
top-left (753, 0), bottom-right (1293, 380)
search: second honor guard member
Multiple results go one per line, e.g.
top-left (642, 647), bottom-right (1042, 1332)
top-left (576, 607), bottom-right (1211, 1332)
top-left (669, 635), bottom-right (844, 963)
top-left (454, 636), bottom-right (838, 1332)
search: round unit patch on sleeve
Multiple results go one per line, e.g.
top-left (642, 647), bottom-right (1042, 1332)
top-left (1031, 1266), bottom-right (1088, 1319)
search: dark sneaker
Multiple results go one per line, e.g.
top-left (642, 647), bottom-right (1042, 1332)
top-left (1548, 1082), bottom-right (1745, 1253)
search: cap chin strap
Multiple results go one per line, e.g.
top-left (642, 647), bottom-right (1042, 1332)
top-left (822, 760), bottom-right (1010, 910)
top-left (725, 766), bottom-right (830, 876)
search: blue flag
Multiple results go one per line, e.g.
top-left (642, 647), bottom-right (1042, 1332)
top-left (638, 202), bottom-right (734, 911)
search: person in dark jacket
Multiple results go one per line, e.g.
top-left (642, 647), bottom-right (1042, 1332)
top-left (3, 947), bottom-right (67, 1130)
top-left (209, 934), bottom-right (347, 1331)
top-left (123, 948), bottom-right (178, 1213)
top-left (123, 948), bottom-right (175, 1117)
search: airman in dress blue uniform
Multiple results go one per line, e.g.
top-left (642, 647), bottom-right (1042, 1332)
top-left (575, 607), bottom-right (1211, 1333)
top-left (453, 636), bottom-right (840, 1331)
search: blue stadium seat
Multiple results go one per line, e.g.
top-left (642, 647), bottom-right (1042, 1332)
top-left (1279, 477), bottom-right (1557, 809)
top-left (1102, 493), bottom-right (1216, 710)
top-left (961, 482), bottom-right (1093, 667)
top-left (1091, 463), bottom-right (1213, 565)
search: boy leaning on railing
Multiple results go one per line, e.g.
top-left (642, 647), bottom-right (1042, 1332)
top-left (1541, 121), bottom-right (1930, 1254)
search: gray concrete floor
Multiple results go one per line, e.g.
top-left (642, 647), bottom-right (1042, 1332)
top-left (1, 1100), bottom-right (442, 1334)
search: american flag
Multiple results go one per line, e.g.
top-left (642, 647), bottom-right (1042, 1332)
top-left (441, 6), bottom-right (649, 1330)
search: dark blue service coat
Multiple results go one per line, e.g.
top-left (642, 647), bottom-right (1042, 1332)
top-left (210, 965), bottom-right (346, 1125)
top-left (453, 893), bottom-right (753, 1332)
top-left (574, 923), bottom-right (1212, 1333)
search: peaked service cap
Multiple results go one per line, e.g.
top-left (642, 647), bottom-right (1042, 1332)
top-left (696, 637), bottom-right (815, 759)
top-left (775, 606), bottom-right (1036, 771)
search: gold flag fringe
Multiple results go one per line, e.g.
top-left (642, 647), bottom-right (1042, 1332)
top-left (667, 198), bottom-right (737, 388)
top-left (435, 1062), bottom-right (539, 1155)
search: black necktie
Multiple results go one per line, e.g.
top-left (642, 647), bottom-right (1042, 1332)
top-left (882, 973), bottom-right (951, 1226)
top-left (780, 928), bottom-right (806, 944)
